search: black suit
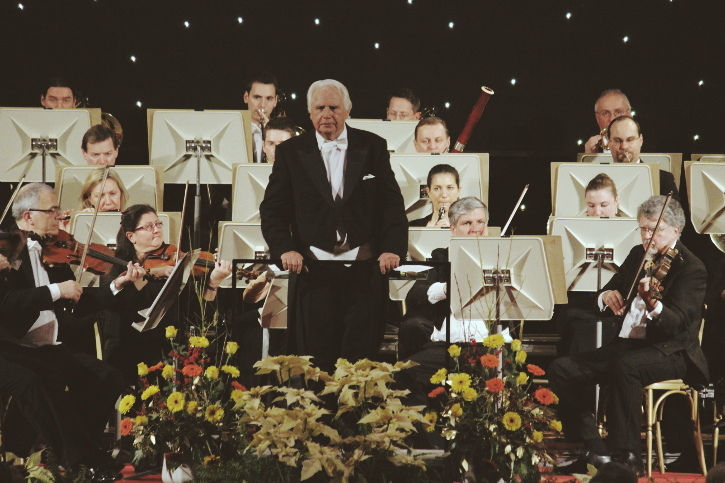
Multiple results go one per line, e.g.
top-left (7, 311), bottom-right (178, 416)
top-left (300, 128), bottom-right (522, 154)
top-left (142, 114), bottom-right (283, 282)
top-left (0, 246), bottom-right (123, 467)
top-left (260, 126), bottom-right (408, 371)
top-left (659, 170), bottom-right (679, 201)
top-left (549, 240), bottom-right (707, 452)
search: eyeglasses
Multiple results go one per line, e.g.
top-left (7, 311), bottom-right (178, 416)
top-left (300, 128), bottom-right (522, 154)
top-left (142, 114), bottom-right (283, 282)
top-left (609, 135), bottom-right (641, 147)
top-left (595, 109), bottom-right (630, 118)
top-left (637, 225), bottom-right (670, 235)
top-left (29, 207), bottom-right (60, 214)
top-left (134, 221), bottom-right (164, 232)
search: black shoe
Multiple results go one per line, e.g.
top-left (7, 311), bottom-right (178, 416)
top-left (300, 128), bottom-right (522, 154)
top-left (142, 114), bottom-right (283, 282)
top-left (88, 466), bottom-right (122, 483)
top-left (557, 451), bottom-right (612, 475)
top-left (666, 454), bottom-right (701, 474)
top-left (615, 451), bottom-right (644, 477)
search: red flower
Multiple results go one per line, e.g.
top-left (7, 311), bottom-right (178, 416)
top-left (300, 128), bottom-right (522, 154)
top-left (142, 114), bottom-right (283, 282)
top-left (148, 362), bottom-right (164, 372)
top-left (428, 387), bottom-right (446, 398)
top-left (527, 364), bottom-right (545, 376)
top-left (480, 354), bottom-right (499, 369)
top-left (182, 364), bottom-right (203, 377)
top-left (120, 418), bottom-right (134, 437)
top-left (534, 387), bottom-right (555, 405)
top-left (231, 381), bottom-right (247, 391)
top-left (486, 378), bottom-right (505, 393)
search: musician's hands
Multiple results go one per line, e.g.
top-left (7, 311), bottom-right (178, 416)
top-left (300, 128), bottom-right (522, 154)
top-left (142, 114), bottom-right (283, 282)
top-left (0, 254), bottom-right (9, 272)
top-left (427, 215), bottom-right (451, 228)
top-left (114, 262), bottom-right (147, 289)
top-left (58, 280), bottom-right (83, 302)
top-left (281, 251), bottom-right (304, 274)
top-left (59, 210), bottom-right (73, 232)
top-left (602, 289), bottom-right (625, 315)
top-left (209, 260), bottom-right (232, 288)
top-left (638, 277), bottom-right (658, 312)
top-left (378, 252), bottom-right (400, 274)
top-left (584, 135), bottom-right (602, 154)
top-left (148, 265), bottom-right (175, 279)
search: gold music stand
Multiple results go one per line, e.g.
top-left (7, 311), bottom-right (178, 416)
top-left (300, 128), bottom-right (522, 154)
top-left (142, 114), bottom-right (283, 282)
top-left (346, 119), bottom-right (418, 153)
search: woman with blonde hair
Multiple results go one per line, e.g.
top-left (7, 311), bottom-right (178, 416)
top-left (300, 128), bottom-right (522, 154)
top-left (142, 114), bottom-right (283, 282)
top-left (80, 168), bottom-right (128, 212)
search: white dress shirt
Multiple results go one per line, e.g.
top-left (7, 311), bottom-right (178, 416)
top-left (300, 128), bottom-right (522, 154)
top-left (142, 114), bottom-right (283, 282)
top-left (252, 123), bottom-right (263, 163)
top-left (17, 239), bottom-right (61, 347)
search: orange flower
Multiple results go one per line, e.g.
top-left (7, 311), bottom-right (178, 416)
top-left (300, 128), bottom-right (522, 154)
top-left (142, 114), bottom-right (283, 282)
top-left (148, 362), bottom-right (164, 372)
top-left (480, 354), bottom-right (499, 369)
top-left (428, 387), bottom-right (446, 398)
top-left (486, 377), bottom-right (505, 393)
top-left (527, 364), bottom-right (545, 376)
top-left (182, 364), bottom-right (203, 377)
top-left (120, 417), bottom-right (134, 436)
top-left (231, 381), bottom-right (247, 391)
top-left (534, 387), bottom-right (556, 405)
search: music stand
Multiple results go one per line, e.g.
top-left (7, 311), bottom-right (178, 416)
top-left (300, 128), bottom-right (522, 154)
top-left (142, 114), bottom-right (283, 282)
top-left (148, 109), bottom-right (251, 248)
top-left (0, 108), bottom-right (97, 183)
top-left (685, 161), bottom-right (725, 233)
top-left (692, 154), bottom-right (725, 162)
top-left (71, 212), bottom-right (173, 248)
top-left (231, 164), bottom-right (273, 222)
top-left (56, 166), bottom-right (163, 212)
top-left (551, 163), bottom-right (655, 217)
top-left (578, 153), bottom-right (682, 188)
top-left (390, 153), bottom-right (488, 222)
top-left (345, 119), bottom-right (418, 153)
top-left (217, 222), bottom-right (269, 288)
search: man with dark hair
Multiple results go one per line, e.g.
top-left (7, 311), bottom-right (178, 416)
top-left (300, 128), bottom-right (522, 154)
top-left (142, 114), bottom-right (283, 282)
top-left (244, 72), bottom-right (279, 163)
top-left (584, 89), bottom-right (631, 154)
top-left (607, 115), bottom-right (679, 200)
top-left (40, 77), bottom-right (75, 109)
top-left (549, 195), bottom-right (707, 476)
top-left (260, 79), bottom-right (408, 372)
top-left (414, 117), bottom-right (450, 153)
top-left (263, 117), bottom-right (298, 163)
top-left (386, 88), bottom-right (421, 121)
top-left (81, 125), bottom-right (119, 166)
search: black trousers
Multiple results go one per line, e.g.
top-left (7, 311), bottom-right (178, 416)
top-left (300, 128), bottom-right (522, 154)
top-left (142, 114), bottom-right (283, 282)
top-left (398, 315), bottom-right (435, 360)
top-left (233, 309), bottom-right (287, 389)
top-left (0, 342), bottom-right (123, 467)
top-left (548, 338), bottom-right (687, 452)
top-left (291, 259), bottom-right (387, 373)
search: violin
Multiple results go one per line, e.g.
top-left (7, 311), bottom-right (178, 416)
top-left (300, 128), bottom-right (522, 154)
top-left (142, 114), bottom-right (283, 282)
top-left (142, 243), bottom-right (217, 279)
top-left (40, 230), bottom-right (128, 275)
top-left (645, 248), bottom-right (678, 301)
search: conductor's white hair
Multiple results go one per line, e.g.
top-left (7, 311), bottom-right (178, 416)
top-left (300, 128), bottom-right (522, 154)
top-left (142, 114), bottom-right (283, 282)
top-left (307, 79), bottom-right (352, 113)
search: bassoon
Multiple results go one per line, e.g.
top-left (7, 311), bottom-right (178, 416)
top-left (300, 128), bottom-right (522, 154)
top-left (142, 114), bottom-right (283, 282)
top-left (451, 86), bottom-right (494, 153)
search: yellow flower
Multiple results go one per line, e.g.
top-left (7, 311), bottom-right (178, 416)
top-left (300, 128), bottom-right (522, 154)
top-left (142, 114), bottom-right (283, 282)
top-left (550, 420), bottom-right (562, 432)
top-left (119, 395), bottom-right (136, 414)
top-left (483, 334), bottom-right (505, 348)
top-left (221, 365), bottom-right (240, 378)
top-left (450, 403), bottom-right (463, 418)
top-left (449, 373), bottom-right (471, 393)
top-left (430, 368), bottom-right (448, 385)
top-left (517, 372), bottom-right (529, 385)
top-left (515, 350), bottom-right (527, 364)
top-left (532, 430), bottom-right (543, 443)
top-left (205, 404), bottom-right (224, 422)
top-left (205, 366), bottom-right (219, 380)
top-left (167, 392), bottom-right (185, 413)
top-left (203, 455), bottom-right (220, 466)
top-left (503, 412), bottom-right (522, 431)
top-left (187, 401), bottom-right (198, 415)
top-left (137, 362), bottom-right (149, 376)
top-left (511, 339), bottom-right (522, 351)
top-left (447, 344), bottom-right (461, 357)
top-left (231, 389), bottom-right (244, 403)
top-left (135, 415), bottom-right (148, 426)
top-left (162, 365), bottom-right (175, 380)
top-left (141, 385), bottom-right (160, 400)
top-left (189, 336), bottom-right (209, 348)
top-left (165, 326), bottom-right (178, 339)
top-left (225, 341), bottom-right (239, 355)
top-left (424, 412), bottom-right (437, 431)
top-left (462, 387), bottom-right (477, 401)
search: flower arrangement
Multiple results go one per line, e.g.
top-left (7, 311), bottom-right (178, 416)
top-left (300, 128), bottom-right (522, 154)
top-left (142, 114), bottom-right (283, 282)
top-left (426, 336), bottom-right (562, 483)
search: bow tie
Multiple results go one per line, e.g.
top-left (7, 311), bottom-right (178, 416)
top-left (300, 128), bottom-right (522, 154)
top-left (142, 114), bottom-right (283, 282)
top-left (321, 138), bottom-right (348, 153)
top-left (28, 240), bottom-right (42, 252)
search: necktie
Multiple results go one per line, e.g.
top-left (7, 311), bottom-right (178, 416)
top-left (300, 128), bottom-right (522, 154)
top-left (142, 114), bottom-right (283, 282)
top-left (321, 138), bottom-right (347, 202)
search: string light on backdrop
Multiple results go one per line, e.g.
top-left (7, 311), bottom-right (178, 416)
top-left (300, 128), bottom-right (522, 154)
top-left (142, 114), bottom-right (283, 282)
top-left (699, 80), bottom-right (704, 86)
top-left (448, 22), bottom-right (454, 29)
top-left (184, 21), bottom-right (190, 28)
top-left (290, 93), bottom-right (297, 100)
top-left (130, 56), bottom-right (136, 62)
top-left (374, 43), bottom-right (380, 49)
top-left (577, 140), bottom-right (583, 145)
top-left (237, 17), bottom-right (243, 23)
top-left (136, 101), bottom-right (142, 108)
top-left (623, 36), bottom-right (629, 42)
top-left (314, 18), bottom-right (320, 25)
top-left (18, 3), bottom-right (23, 10)
top-left (694, 135), bottom-right (700, 141)
top-left (510, 79), bottom-right (517, 85)
top-left (444, 102), bottom-right (450, 108)
top-left (566, 12), bottom-right (571, 19)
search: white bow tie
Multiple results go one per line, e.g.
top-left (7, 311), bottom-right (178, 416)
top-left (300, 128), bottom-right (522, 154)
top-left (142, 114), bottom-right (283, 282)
top-left (321, 138), bottom-right (348, 153)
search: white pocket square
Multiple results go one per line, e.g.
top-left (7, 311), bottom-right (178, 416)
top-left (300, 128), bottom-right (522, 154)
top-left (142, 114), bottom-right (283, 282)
top-left (362, 174), bottom-right (375, 180)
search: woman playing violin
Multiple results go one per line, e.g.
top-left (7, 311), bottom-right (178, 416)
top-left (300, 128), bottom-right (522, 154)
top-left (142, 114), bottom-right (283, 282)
top-left (80, 168), bottom-right (128, 213)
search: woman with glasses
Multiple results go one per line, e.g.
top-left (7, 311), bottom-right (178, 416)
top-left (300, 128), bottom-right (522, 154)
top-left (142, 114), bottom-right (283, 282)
top-left (100, 204), bottom-right (231, 383)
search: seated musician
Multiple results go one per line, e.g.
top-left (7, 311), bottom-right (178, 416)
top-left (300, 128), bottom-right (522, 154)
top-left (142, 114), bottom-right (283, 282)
top-left (386, 88), bottom-right (421, 121)
top-left (585, 173), bottom-right (620, 218)
top-left (549, 196), bottom-right (707, 476)
top-left (82, 125), bottom-right (119, 167)
top-left (100, 204), bottom-right (231, 384)
top-left (263, 117), bottom-right (297, 163)
top-left (414, 117), bottom-right (450, 154)
top-left (607, 116), bottom-right (679, 200)
top-left (409, 164), bottom-right (461, 227)
top-left (244, 72), bottom-right (280, 163)
top-left (0, 183), bottom-right (132, 481)
top-left (584, 89), bottom-right (631, 154)
top-left (80, 168), bottom-right (128, 212)
top-left (40, 76), bottom-right (76, 109)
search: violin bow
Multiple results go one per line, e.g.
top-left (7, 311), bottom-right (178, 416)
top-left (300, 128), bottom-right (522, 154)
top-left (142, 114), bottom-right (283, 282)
top-left (500, 184), bottom-right (529, 237)
top-left (75, 166), bottom-right (111, 281)
top-left (0, 174), bottom-right (26, 227)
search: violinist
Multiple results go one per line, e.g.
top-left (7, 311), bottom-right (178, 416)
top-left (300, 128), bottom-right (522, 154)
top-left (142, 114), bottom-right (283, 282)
top-left (409, 164), bottom-right (461, 227)
top-left (0, 183), bottom-right (129, 481)
top-left (80, 168), bottom-right (128, 212)
top-left (100, 204), bottom-right (231, 383)
top-left (549, 196), bottom-right (707, 476)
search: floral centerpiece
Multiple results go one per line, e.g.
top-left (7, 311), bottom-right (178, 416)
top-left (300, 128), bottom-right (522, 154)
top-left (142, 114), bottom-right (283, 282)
top-left (426, 336), bottom-right (562, 482)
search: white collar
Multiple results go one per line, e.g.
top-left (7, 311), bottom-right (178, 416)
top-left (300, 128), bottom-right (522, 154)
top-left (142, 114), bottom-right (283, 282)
top-left (315, 126), bottom-right (348, 150)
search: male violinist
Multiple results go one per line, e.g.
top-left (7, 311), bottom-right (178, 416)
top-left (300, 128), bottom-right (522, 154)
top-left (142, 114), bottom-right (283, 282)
top-left (549, 195), bottom-right (707, 476)
top-left (0, 183), bottom-right (145, 482)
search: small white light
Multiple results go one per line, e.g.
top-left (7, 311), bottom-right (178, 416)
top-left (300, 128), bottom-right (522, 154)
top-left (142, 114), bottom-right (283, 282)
top-left (374, 42), bottom-right (380, 49)
top-left (291, 93), bottom-right (297, 100)
top-left (408, 0), bottom-right (413, 3)
top-left (566, 12), bottom-right (571, 19)
top-left (631, 110), bottom-right (636, 116)
top-left (184, 21), bottom-right (190, 28)
top-left (698, 80), bottom-right (704, 86)
top-left (314, 18), bottom-right (320, 25)
top-left (136, 101), bottom-right (142, 108)
top-left (237, 17), bottom-right (243, 23)
top-left (448, 22), bottom-right (454, 29)
top-left (623, 36), bottom-right (629, 42)
top-left (444, 102), bottom-right (450, 108)
top-left (577, 139), bottom-right (583, 145)
top-left (520, 204), bottom-right (526, 212)
top-left (130, 55), bottom-right (136, 62)
top-left (510, 78), bottom-right (517, 85)
top-left (18, 3), bottom-right (23, 9)
top-left (694, 134), bottom-right (700, 141)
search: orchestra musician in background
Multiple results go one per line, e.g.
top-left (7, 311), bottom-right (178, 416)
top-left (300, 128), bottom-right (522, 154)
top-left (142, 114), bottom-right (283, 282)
top-left (263, 117), bottom-right (298, 164)
top-left (414, 117), bottom-right (450, 154)
top-left (584, 89), bottom-right (632, 154)
top-left (409, 164), bottom-right (461, 227)
top-left (386, 88), bottom-right (421, 121)
top-left (40, 76), bottom-right (76, 109)
top-left (244, 72), bottom-right (280, 163)
top-left (79, 168), bottom-right (128, 213)
top-left (81, 125), bottom-right (119, 167)
top-left (585, 173), bottom-right (621, 218)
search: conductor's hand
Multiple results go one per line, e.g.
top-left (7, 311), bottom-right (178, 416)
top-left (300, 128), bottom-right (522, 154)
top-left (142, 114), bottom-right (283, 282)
top-left (281, 251), bottom-right (304, 274)
top-left (602, 289), bottom-right (625, 315)
top-left (58, 280), bottom-right (83, 303)
top-left (584, 135), bottom-right (602, 154)
top-left (114, 262), bottom-right (147, 289)
top-left (378, 252), bottom-right (400, 274)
